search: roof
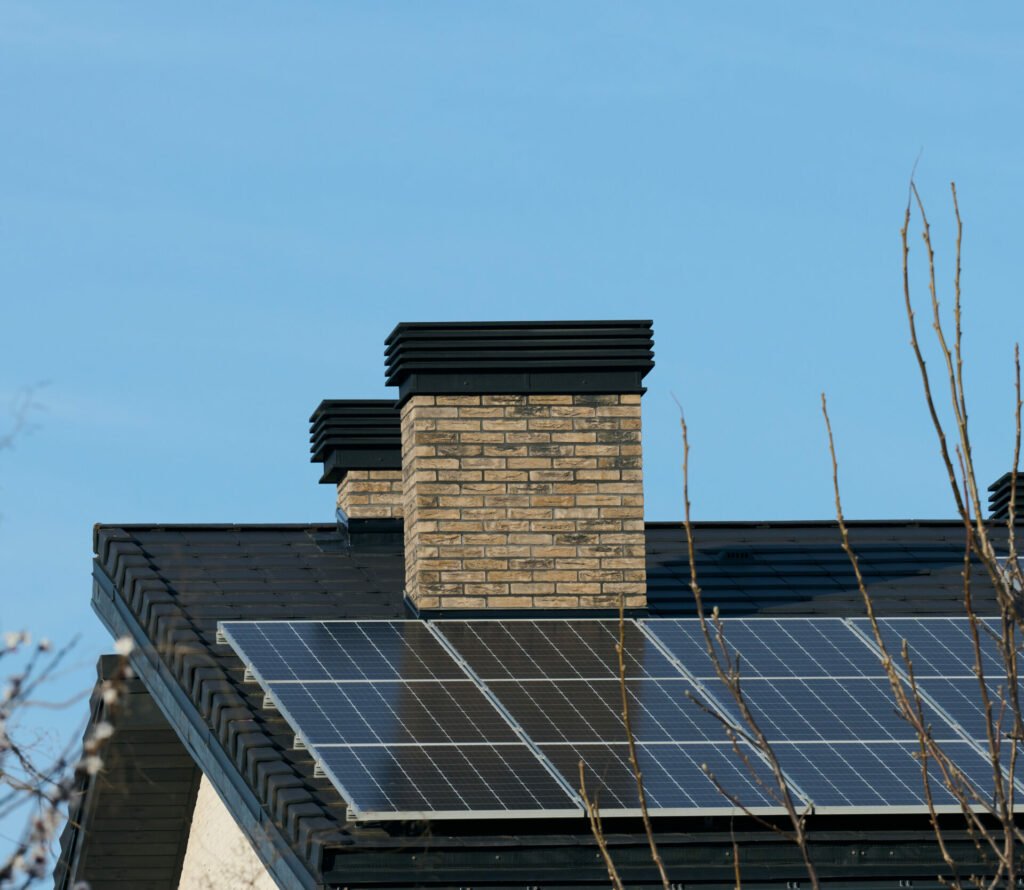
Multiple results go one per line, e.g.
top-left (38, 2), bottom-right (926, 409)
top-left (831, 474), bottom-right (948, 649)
top-left (84, 518), bottom-right (1011, 888)
top-left (55, 656), bottom-right (202, 890)
top-left (646, 520), bottom-right (1006, 616)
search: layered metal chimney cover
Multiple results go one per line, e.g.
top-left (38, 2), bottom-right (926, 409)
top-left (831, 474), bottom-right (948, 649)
top-left (988, 471), bottom-right (1024, 520)
top-left (384, 320), bottom-right (655, 402)
top-left (309, 399), bottom-right (401, 483)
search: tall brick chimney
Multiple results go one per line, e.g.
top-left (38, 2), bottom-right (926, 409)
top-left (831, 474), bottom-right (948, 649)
top-left (385, 321), bottom-right (654, 611)
top-left (310, 400), bottom-right (403, 521)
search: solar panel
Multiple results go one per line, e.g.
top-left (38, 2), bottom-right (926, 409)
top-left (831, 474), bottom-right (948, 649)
top-left (220, 620), bottom-right (582, 819)
top-left (481, 679), bottom-right (725, 744)
top-left (433, 620), bottom-right (789, 814)
top-left (221, 620), bottom-right (466, 682)
top-left (846, 619), bottom-right (1022, 786)
top-left (913, 677), bottom-right (1017, 741)
top-left (433, 619), bottom-right (679, 679)
top-left (541, 742), bottom-right (781, 815)
top-left (708, 678), bottom-right (955, 743)
top-left (221, 616), bottom-right (1020, 821)
top-left (643, 617), bottom-right (1013, 812)
top-left (268, 681), bottom-right (520, 746)
top-left (851, 617), bottom-right (1007, 678)
top-left (770, 741), bottom-right (999, 811)
top-left (643, 617), bottom-right (884, 679)
top-left (318, 744), bottom-right (581, 820)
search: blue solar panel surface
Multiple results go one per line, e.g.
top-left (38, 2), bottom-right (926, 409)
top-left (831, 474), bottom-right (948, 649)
top-left (643, 617), bottom-right (1011, 809)
top-left (222, 616), bottom-right (1016, 819)
top-left (643, 617), bottom-right (885, 679)
top-left (220, 620), bottom-right (582, 818)
top-left (269, 680), bottom-right (519, 745)
top-left (432, 619), bottom-right (787, 813)
top-left (851, 617), bottom-right (1006, 677)
top-left (541, 742), bottom-right (781, 813)
top-left (222, 620), bottom-right (465, 681)
top-left (433, 619), bottom-right (678, 679)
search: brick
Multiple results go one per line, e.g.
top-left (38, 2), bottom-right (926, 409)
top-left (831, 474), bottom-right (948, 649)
top-left (484, 596), bottom-right (535, 608)
top-left (510, 582), bottom-right (556, 595)
top-left (532, 595), bottom-right (581, 608)
top-left (435, 395), bottom-right (482, 406)
top-left (481, 394), bottom-right (527, 405)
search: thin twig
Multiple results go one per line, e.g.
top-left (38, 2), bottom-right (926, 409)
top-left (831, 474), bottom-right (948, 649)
top-left (678, 405), bottom-right (821, 889)
top-left (616, 592), bottom-right (670, 889)
top-left (578, 760), bottom-right (623, 890)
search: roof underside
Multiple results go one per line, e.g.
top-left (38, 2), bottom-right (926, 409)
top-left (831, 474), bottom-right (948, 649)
top-left (87, 519), bottom-right (1010, 888)
top-left (55, 657), bottom-right (202, 890)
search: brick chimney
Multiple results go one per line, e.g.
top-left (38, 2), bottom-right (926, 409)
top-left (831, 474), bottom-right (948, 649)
top-left (310, 400), bottom-right (403, 521)
top-left (385, 321), bottom-right (654, 611)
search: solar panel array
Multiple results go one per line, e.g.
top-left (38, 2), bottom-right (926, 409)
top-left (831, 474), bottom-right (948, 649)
top-left (220, 616), bottom-right (1020, 821)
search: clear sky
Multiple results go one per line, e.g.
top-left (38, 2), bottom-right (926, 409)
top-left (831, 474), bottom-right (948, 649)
top-left (1, 0), bottom-right (1022, 852)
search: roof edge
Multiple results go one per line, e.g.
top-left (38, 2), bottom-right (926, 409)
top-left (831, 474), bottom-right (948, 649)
top-left (90, 562), bottom-right (319, 890)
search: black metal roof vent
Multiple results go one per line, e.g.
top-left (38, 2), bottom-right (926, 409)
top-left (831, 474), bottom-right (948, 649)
top-left (383, 320), bottom-right (655, 403)
top-left (309, 399), bottom-right (401, 483)
top-left (988, 471), bottom-right (1024, 521)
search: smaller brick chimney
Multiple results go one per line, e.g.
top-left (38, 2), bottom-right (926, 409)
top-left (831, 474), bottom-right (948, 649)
top-left (385, 321), bottom-right (654, 612)
top-left (309, 400), bottom-right (403, 521)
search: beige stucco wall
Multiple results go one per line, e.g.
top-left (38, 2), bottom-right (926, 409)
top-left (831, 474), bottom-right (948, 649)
top-left (178, 775), bottom-right (279, 890)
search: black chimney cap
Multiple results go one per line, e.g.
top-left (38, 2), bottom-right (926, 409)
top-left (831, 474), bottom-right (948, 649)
top-left (988, 471), bottom-right (1024, 521)
top-left (309, 399), bottom-right (401, 483)
top-left (384, 320), bottom-right (654, 404)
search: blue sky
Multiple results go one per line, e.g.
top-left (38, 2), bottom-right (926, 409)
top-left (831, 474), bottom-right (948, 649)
top-left (0, 0), bottom-right (1022, 849)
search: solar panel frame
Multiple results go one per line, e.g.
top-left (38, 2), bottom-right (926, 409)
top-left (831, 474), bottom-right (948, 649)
top-left (221, 616), bottom-right (1024, 821)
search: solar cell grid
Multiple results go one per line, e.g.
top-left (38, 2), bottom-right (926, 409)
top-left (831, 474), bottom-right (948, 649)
top-left (771, 741), bottom-right (997, 810)
top-left (221, 616), bottom-right (1021, 820)
top-left (484, 679), bottom-right (726, 744)
top-left (319, 744), bottom-right (580, 818)
top-left (910, 676), bottom-right (1024, 742)
top-left (542, 743), bottom-right (781, 813)
top-left (268, 681), bottom-right (520, 746)
top-left (434, 619), bottom-right (678, 680)
top-left (852, 617), bottom-right (1008, 678)
top-left (221, 620), bottom-right (465, 682)
top-left (708, 678), bottom-right (961, 743)
top-left (643, 617), bottom-right (885, 679)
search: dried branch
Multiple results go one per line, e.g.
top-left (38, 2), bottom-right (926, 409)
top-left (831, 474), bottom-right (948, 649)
top-left (679, 407), bottom-right (821, 889)
top-left (0, 635), bottom-right (135, 887)
top-left (616, 593), bottom-right (670, 890)
top-left (819, 178), bottom-right (1024, 889)
top-left (579, 760), bottom-right (623, 890)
